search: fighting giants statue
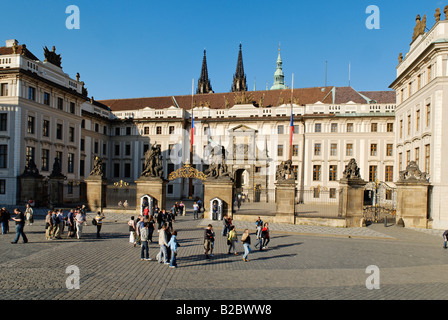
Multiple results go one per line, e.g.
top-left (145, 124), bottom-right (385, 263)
top-left (342, 158), bottom-right (361, 180)
top-left (276, 159), bottom-right (293, 180)
top-left (141, 145), bottom-right (163, 178)
top-left (89, 156), bottom-right (104, 177)
top-left (205, 146), bottom-right (231, 179)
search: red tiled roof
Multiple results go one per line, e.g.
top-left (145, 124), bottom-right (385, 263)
top-left (100, 87), bottom-right (336, 111)
top-left (99, 86), bottom-right (396, 112)
top-left (0, 44), bottom-right (39, 61)
top-left (358, 90), bottom-right (396, 104)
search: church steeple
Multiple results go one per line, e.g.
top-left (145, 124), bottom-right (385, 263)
top-left (270, 45), bottom-right (286, 90)
top-left (197, 49), bottom-right (213, 94)
top-left (231, 43), bottom-right (247, 92)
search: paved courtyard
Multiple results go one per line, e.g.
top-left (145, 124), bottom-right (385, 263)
top-left (1, 201), bottom-right (448, 304)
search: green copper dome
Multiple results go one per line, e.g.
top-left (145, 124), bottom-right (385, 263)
top-left (270, 47), bottom-right (286, 90)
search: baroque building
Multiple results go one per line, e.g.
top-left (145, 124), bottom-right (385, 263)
top-left (0, 39), bottom-right (396, 210)
top-left (390, 7), bottom-right (448, 228)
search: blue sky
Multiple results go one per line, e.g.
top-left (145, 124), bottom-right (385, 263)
top-left (0, 0), bottom-right (445, 100)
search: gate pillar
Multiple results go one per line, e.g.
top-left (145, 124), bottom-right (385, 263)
top-left (274, 178), bottom-right (296, 224)
top-left (395, 161), bottom-right (429, 228)
top-left (85, 175), bottom-right (107, 211)
top-left (203, 177), bottom-right (234, 219)
top-left (135, 176), bottom-right (167, 216)
top-left (339, 158), bottom-right (367, 227)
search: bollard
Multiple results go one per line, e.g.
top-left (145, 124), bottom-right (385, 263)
top-left (384, 216), bottom-right (387, 227)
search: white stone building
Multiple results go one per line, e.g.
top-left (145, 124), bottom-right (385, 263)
top-left (390, 9), bottom-right (448, 229)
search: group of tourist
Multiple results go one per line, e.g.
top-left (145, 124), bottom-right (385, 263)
top-left (128, 207), bottom-right (179, 268)
top-left (44, 205), bottom-right (105, 240)
top-left (206, 215), bottom-right (271, 262)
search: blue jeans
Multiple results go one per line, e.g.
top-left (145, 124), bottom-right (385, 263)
top-left (222, 225), bottom-right (228, 236)
top-left (243, 243), bottom-right (250, 259)
top-left (13, 224), bottom-right (28, 243)
top-left (141, 241), bottom-right (149, 259)
top-left (170, 252), bottom-right (177, 267)
top-left (1, 221), bottom-right (7, 234)
top-left (159, 245), bottom-right (168, 263)
top-left (193, 210), bottom-right (198, 219)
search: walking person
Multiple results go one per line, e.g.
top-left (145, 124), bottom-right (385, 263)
top-left (255, 217), bottom-right (263, 240)
top-left (45, 210), bottom-right (53, 240)
top-left (148, 216), bottom-right (155, 243)
top-left (241, 229), bottom-right (252, 262)
top-left (167, 230), bottom-right (179, 268)
top-left (51, 210), bottom-right (60, 239)
top-left (158, 223), bottom-right (169, 264)
top-left (193, 202), bottom-right (199, 220)
top-left (11, 208), bottom-right (28, 244)
top-left (57, 209), bottom-right (65, 237)
top-left (204, 224), bottom-right (214, 259)
top-left (25, 204), bottom-right (34, 226)
top-left (443, 230), bottom-right (448, 249)
top-left (128, 216), bottom-right (137, 246)
top-left (227, 225), bottom-right (238, 255)
top-left (67, 209), bottom-right (75, 238)
top-left (94, 211), bottom-right (105, 238)
top-left (222, 215), bottom-right (230, 237)
top-left (1, 208), bottom-right (9, 234)
top-left (261, 222), bottom-right (270, 250)
top-left (75, 210), bottom-right (86, 239)
top-left (140, 222), bottom-right (152, 261)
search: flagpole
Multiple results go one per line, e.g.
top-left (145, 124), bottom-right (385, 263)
top-left (289, 73), bottom-right (294, 161)
top-left (189, 78), bottom-right (194, 199)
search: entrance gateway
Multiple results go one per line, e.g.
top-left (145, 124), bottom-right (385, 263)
top-left (164, 163), bottom-right (234, 220)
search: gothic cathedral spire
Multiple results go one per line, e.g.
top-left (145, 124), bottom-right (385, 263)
top-left (197, 49), bottom-right (213, 94)
top-left (270, 44), bottom-right (286, 90)
top-left (231, 43), bottom-right (247, 92)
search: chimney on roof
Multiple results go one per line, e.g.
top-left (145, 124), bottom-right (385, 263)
top-left (5, 39), bottom-right (18, 47)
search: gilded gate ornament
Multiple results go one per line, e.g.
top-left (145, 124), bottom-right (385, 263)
top-left (168, 163), bottom-right (207, 181)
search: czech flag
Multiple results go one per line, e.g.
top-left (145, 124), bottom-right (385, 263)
top-left (290, 111), bottom-right (294, 147)
top-left (191, 116), bottom-right (194, 146)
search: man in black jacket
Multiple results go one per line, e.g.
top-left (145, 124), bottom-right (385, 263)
top-left (11, 208), bottom-right (28, 244)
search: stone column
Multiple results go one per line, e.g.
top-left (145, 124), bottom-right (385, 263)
top-left (274, 178), bottom-right (296, 224)
top-left (19, 175), bottom-right (44, 206)
top-left (339, 178), bottom-right (367, 227)
top-left (395, 161), bottom-right (429, 228)
top-left (135, 176), bottom-right (167, 215)
top-left (48, 177), bottom-right (65, 207)
top-left (85, 176), bottom-right (107, 211)
top-left (338, 158), bottom-right (367, 227)
top-left (203, 177), bottom-right (234, 219)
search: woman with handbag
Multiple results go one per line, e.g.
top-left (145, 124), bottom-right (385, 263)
top-left (227, 225), bottom-right (238, 255)
top-left (128, 216), bottom-right (136, 247)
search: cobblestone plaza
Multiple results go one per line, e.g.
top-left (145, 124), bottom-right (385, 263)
top-left (1, 201), bottom-right (447, 304)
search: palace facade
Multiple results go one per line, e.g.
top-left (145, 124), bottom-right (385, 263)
top-left (2, 5), bottom-right (447, 228)
top-left (0, 39), bottom-right (395, 207)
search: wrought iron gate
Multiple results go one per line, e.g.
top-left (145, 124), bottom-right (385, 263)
top-left (363, 180), bottom-right (396, 224)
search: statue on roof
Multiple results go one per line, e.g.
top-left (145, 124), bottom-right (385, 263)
top-left (435, 8), bottom-right (441, 22)
top-left (43, 46), bottom-right (62, 67)
top-left (412, 14), bottom-right (426, 43)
